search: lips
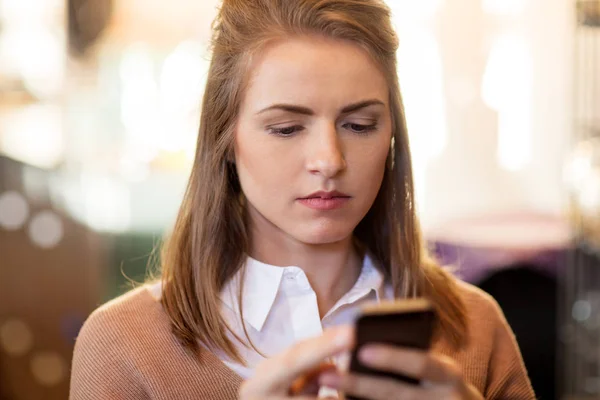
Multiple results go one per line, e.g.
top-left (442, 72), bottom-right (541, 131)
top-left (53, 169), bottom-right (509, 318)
top-left (297, 191), bottom-right (351, 210)
top-left (300, 190), bottom-right (350, 200)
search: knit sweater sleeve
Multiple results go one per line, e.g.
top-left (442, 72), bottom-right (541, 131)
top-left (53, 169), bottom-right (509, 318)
top-left (484, 298), bottom-right (536, 400)
top-left (69, 306), bottom-right (148, 400)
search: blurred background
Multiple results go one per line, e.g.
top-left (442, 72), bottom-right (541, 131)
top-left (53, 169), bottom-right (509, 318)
top-left (0, 0), bottom-right (598, 399)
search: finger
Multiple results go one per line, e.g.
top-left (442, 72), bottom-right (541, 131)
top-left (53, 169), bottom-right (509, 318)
top-left (320, 371), bottom-right (430, 400)
top-left (241, 326), bottom-right (354, 396)
top-left (358, 345), bottom-right (461, 385)
top-left (421, 354), bottom-right (463, 385)
top-left (262, 397), bottom-right (318, 400)
top-left (358, 345), bottom-right (426, 379)
top-left (290, 362), bottom-right (337, 395)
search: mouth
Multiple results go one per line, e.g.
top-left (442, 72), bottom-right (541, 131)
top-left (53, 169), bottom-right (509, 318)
top-left (297, 191), bottom-right (351, 211)
top-left (299, 190), bottom-right (351, 200)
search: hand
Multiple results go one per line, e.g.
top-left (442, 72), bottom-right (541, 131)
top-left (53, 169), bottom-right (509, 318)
top-left (239, 326), bottom-right (354, 400)
top-left (319, 345), bottom-right (484, 400)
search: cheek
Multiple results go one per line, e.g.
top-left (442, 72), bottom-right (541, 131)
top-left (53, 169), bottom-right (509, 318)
top-left (234, 133), bottom-right (296, 201)
top-left (347, 138), bottom-right (389, 186)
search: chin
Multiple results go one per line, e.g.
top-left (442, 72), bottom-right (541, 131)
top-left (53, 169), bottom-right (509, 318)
top-left (295, 224), bottom-right (354, 245)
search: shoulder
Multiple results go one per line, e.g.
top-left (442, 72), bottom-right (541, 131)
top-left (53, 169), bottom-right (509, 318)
top-left (433, 278), bottom-right (509, 358)
top-left (80, 284), bottom-right (161, 329)
top-left (430, 277), bottom-right (536, 398)
top-left (449, 281), bottom-right (536, 399)
top-left (445, 278), bottom-right (528, 369)
top-left (74, 284), bottom-right (168, 356)
top-left (70, 285), bottom-right (167, 398)
top-left (453, 278), bottom-right (506, 327)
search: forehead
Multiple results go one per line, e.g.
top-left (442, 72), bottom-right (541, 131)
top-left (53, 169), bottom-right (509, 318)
top-left (242, 36), bottom-right (389, 111)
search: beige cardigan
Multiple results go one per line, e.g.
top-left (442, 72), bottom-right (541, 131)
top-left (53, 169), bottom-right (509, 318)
top-left (70, 281), bottom-right (536, 399)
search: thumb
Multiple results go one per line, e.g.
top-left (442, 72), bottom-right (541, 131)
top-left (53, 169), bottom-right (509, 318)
top-left (241, 326), bottom-right (354, 397)
top-left (290, 362), bottom-right (337, 395)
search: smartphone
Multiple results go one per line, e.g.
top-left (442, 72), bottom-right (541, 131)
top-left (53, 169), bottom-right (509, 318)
top-left (347, 298), bottom-right (437, 400)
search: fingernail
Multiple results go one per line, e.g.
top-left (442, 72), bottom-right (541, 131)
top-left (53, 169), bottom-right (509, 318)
top-left (320, 372), bottom-right (342, 389)
top-left (359, 347), bottom-right (378, 364)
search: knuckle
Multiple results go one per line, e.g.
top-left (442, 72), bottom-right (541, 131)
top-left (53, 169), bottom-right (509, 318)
top-left (438, 355), bottom-right (463, 382)
top-left (446, 363), bottom-right (463, 382)
top-left (347, 374), bottom-right (372, 396)
top-left (355, 376), bottom-right (396, 399)
top-left (448, 391), bottom-right (463, 400)
top-left (238, 381), bottom-right (253, 399)
top-left (423, 352), bottom-right (435, 368)
top-left (344, 374), bottom-right (359, 392)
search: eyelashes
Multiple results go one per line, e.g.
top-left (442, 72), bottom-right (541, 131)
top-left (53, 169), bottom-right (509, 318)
top-left (268, 122), bottom-right (378, 137)
top-left (344, 123), bottom-right (378, 134)
top-left (269, 125), bottom-right (304, 137)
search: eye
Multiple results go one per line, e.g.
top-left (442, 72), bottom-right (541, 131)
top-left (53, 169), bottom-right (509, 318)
top-left (268, 125), bottom-right (304, 137)
top-left (343, 122), bottom-right (378, 134)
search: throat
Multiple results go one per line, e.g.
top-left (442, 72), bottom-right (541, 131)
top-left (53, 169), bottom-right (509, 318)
top-left (310, 250), bottom-right (363, 319)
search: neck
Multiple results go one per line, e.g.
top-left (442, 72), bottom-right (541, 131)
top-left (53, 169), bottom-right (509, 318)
top-left (249, 214), bottom-right (363, 317)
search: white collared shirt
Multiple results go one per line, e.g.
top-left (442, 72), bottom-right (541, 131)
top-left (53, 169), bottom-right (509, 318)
top-left (149, 254), bottom-right (391, 396)
top-left (218, 254), bottom-right (390, 379)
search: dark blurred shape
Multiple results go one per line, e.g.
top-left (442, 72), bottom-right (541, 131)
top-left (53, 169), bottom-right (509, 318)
top-left (567, 0), bottom-right (600, 394)
top-left (577, 0), bottom-right (600, 27)
top-left (478, 265), bottom-right (558, 400)
top-left (68, 0), bottom-right (113, 57)
top-left (561, 244), bottom-right (600, 399)
top-left (428, 212), bottom-right (567, 399)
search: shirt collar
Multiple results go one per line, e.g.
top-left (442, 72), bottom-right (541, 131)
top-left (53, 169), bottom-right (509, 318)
top-left (221, 256), bottom-right (285, 332)
top-left (345, 254), bottom-right (385, 303)
top-left (221, 254), bottom-right (385, 332)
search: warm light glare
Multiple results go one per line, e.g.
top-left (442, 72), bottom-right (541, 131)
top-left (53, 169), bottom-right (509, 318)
top-left (54, 173), bottom-right (132, 234)
top-left (387, 0), bottom-right (446, 209)
top-left (0, 319), bottom-right (33, 356)
top-left (0, 29), bottom-right (65, 98)
top-left (0, 105), bottom-right (64, 169)
top-left (564, 140), bottom-right (598, 192)
top-left (28, 211), bottom-right (64, 249)
top-left (82, 175), bottom-right (131, 232)
top-left (482, 34), bottom-right (533, 171)
top-left (30, 351), bottom-right (67, 387)
top-left (483, 0), bottom-right (526, 16)
top-left (578, 170), bottom-right (600, 215)
top-left (120, 45), bottom-right (159, 133)
top-left (395, 27), bottom-right (447, 205)
top-left (388, 0), bottom-right (444, 24)
top-left (119, 41), bottom-right (206, 173)
top-left (0, 191), bottom-right (29, 231)
top-left (0, 0), bottom-right (62, 27)
top-left (398, 31), bottom-right (447, 160)
top-left (158, 41), bottom-right (207, 152)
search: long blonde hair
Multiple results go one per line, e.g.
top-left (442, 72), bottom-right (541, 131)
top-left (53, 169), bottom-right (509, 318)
top-left (160, 0), bottom-right (468, 363)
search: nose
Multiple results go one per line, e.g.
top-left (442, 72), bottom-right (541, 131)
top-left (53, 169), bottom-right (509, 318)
top-left (305, 123), bottom-right (347, 178)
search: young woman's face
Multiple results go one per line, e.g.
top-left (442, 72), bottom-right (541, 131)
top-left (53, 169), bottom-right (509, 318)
top-left (234, 36), bottom-right (392, 245)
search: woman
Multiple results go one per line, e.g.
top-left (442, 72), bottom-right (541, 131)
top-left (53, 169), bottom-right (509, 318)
top-left (70, 0), bottom-right (536, 399)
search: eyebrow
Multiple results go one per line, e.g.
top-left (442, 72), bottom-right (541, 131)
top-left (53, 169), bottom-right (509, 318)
top-left (256, 99), bottom-right (385, 116)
